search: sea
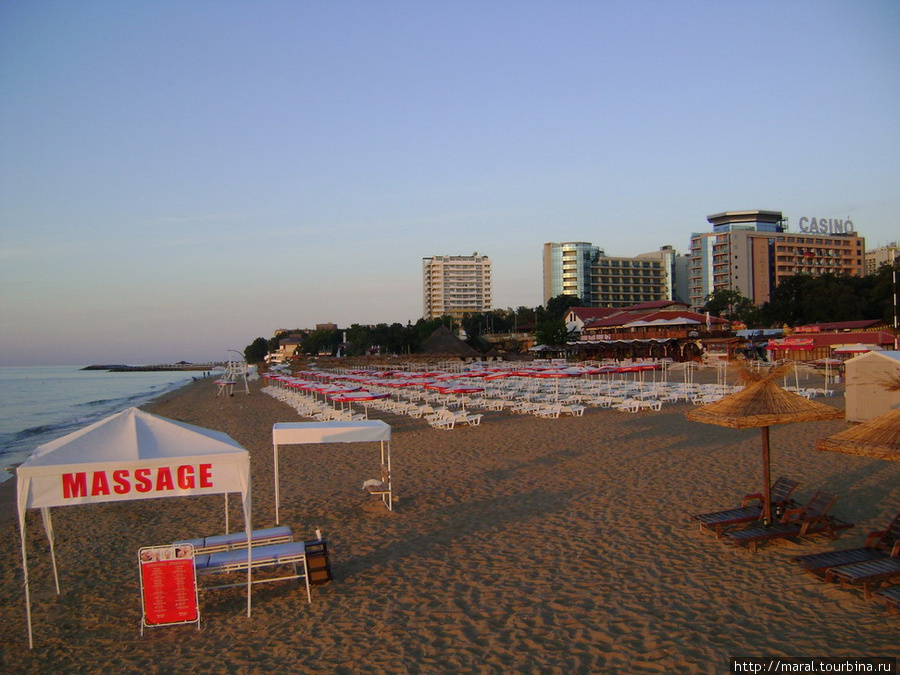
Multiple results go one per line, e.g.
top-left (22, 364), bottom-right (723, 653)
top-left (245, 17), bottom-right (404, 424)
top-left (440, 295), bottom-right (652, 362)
top-left (0, 366), bottom-right (208, 483)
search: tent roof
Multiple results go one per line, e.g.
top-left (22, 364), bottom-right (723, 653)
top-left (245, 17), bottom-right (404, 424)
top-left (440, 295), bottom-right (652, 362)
top-left (273, 420), bottom-right (391, 445)
top-left (18, 407), bottom-right (247, 473)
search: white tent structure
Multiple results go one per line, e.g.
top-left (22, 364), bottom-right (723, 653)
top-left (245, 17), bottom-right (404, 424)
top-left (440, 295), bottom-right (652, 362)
top-left (272, 420), bottom-right (392, 523)
top-left (16, 407), bottom-right (253, 648)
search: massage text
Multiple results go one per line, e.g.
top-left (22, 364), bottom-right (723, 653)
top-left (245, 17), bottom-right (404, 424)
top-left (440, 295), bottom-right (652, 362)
top-left (62, 464), bottom-right (214, 498)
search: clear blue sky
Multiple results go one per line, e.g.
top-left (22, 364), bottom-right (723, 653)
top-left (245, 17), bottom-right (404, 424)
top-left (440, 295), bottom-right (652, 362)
top-left (1, 1), bottom-right (898, 365)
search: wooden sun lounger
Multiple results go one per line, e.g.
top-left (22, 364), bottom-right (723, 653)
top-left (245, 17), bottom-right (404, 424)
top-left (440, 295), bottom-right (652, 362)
top-left (175, 525), bottom-right (294, 555)
top-left (724, 491), bottom-right (853, 552)
top-left (877, 585), bottom-right (900, 613)
top-left (195, 541), bottom-right (312, 603)
top-left (692, 477), bottom-right (800, 539)
top-left (824, 556), bottom-right (900, 599)
top-left (792, 510), bottom-right (900, 579)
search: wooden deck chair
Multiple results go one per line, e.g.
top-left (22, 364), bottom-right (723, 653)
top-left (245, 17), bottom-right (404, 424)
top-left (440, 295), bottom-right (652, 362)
top-left (691, 477), bottom-right (800, 539)
top-left (824, 554), bottom-right (900, 599)
top-left (792, 509), bottom-right (900, 579)
top-left (877, 585), bottom-right (900, 613)
top-left (724, 491), bottom-right (853, 552)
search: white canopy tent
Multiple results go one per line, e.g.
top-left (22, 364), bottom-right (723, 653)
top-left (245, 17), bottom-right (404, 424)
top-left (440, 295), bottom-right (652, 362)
top-left (272, 420), bottom-right (392, 523)
top-left (16, 407), bottom-right (253, 648)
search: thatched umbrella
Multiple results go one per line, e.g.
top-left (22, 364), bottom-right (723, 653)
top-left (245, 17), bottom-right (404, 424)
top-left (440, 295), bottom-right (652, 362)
top-left (686, 362), bottom-right (844, 524)
top-left (815, 374), bottom-right (900, 462)
top-left (814, 408), bottom-right (900, 461)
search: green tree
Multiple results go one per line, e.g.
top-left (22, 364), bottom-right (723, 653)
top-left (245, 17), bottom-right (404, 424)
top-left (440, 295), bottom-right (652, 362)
top-left (534, 318), bottom-right (570, 346)
top-left (244, 337), bottom-right (269, 364)
top-left (702, 289), bottom-right (758, 324)
top-left (545, 294), bottom-right (582, 319)
top-left (301, 328), bottom-right (340, 356)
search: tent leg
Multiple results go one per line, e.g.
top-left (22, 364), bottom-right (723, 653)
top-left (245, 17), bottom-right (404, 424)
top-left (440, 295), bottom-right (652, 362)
top-left (40, 508), bottom-right (60, 595)
top-left (19, 512), bottom-right (34, 649)
top-left (274, 445), bottom-right (281, 524)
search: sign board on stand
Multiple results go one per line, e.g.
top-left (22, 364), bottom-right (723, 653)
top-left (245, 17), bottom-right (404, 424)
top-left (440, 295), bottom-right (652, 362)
top-left (139, 544), bottom-right (200, 634)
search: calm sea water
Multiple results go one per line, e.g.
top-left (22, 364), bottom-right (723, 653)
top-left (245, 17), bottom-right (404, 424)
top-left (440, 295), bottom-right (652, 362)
top-left (0, 366), bottom-right (206, 483)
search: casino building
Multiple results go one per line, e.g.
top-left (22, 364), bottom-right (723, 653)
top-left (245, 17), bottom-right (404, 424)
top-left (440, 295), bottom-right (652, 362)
top-left (687, 210), bottom-right (866, 308)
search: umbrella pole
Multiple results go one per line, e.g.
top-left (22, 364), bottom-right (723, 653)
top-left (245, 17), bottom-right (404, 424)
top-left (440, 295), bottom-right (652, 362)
top-left (761, 426), bottom-right (772, 525)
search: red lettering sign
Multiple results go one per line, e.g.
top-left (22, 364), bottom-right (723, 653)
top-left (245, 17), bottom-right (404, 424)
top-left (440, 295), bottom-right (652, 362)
top-left (177, 465), bottom-right (194, 489)
top-left (199, 464), bottom-right (213, 488)
top-left (62, 472), bottom-right (87, 499)
top-left (62, 464), bottom-right (217, 500)
top-left (134, 468), bottom-right (152, 492)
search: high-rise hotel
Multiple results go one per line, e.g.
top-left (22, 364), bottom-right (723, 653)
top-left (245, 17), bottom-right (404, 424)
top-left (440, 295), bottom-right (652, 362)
top-left (422, 253), bottom-right (492, 320)
top-left (543, 242), bottom-right (687, 307)
top-left (688, 210), bottom-right (866, 307)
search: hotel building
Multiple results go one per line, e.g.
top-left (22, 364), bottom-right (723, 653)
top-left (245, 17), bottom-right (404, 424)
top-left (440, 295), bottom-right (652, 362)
top-left (542, 242), bottom-right (600, 305)
top-left (865, 242), bottom-right (899, 275)
top-left (543, 242), bottom-right (683, 308)
top-left (422, 253), bottom-right (492, 320)
top-left (688, 211), bottom-right (866, 308)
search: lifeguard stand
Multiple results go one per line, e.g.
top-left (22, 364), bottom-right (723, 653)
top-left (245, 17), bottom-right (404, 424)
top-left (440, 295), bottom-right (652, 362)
top-left (215, 359), bottom-right (250, 397)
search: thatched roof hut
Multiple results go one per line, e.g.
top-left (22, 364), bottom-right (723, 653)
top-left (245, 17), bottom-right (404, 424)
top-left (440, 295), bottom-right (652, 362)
top-left (416, 325), bottom-right (479, 357)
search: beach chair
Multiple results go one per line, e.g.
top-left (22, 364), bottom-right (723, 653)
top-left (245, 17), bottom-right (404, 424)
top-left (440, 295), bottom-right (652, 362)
top-left (824, 555), bottom-right (900, 599)
top-left (724, 491), bottom-right (853, 553)
top-left (194, 541), bottom-right (312, 603)
top-left (534, 404), bottom-right (562, 418)
top-left (792, 509), bottom-right (900, 579)
top-left (175, 525), bottom-right (294, 554)
top-left (364, 463), bottom-right (392, 510)
top-left (692, 477), bottom-right (800, 538)
top-left (876, 585), bottom-right (900, 613)
top-left (425, 411), bottom-right (455, 430)
top-left (457, 412), bottom-right (483, 426)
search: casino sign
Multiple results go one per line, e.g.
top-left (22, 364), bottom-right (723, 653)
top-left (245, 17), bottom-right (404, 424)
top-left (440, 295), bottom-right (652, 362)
top-left (797, 216), bottom-right (855, 236)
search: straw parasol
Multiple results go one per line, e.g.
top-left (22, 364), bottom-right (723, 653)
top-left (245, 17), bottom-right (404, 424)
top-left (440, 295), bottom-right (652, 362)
top-left (815, 374), bottom-right (900, 462)
top-left (686, 361), bottom-right (844, 524)
top-left (814, 408), bottom-right (900, 461)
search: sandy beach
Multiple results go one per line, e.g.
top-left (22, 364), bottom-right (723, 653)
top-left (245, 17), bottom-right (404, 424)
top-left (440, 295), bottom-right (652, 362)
top-left (1, 367), bottom-right (898, 674)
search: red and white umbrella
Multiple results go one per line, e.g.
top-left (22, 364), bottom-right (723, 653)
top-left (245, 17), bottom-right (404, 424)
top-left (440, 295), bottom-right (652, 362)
top-left (329, 390), bottom-right (390, 418)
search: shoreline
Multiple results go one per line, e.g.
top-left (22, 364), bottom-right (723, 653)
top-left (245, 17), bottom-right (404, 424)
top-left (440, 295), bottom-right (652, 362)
top-left (2, 367), bottom-right (898, 671)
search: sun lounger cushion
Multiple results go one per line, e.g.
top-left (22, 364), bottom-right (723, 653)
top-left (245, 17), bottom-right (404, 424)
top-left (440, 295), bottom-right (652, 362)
top-left (175, 525), bottom-right (293, 554)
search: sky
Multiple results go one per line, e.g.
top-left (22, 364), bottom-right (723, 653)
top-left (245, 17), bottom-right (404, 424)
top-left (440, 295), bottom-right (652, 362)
top-left (1, 1), bottom-right (898, 366)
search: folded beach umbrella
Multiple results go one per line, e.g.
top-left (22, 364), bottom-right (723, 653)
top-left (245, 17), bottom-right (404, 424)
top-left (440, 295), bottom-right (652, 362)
top-left (686, 362), bottom-right (844, 524)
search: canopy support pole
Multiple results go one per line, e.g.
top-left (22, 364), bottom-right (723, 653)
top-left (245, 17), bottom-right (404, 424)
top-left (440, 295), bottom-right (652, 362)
top-left (40, 508), bottom-right (60, 594)
top-left (19, 512), bottom-right (33, 649)
top-left (274, 444), bottom-right (281, 524)
top-left (761, 426), bottom-right (772, 525)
